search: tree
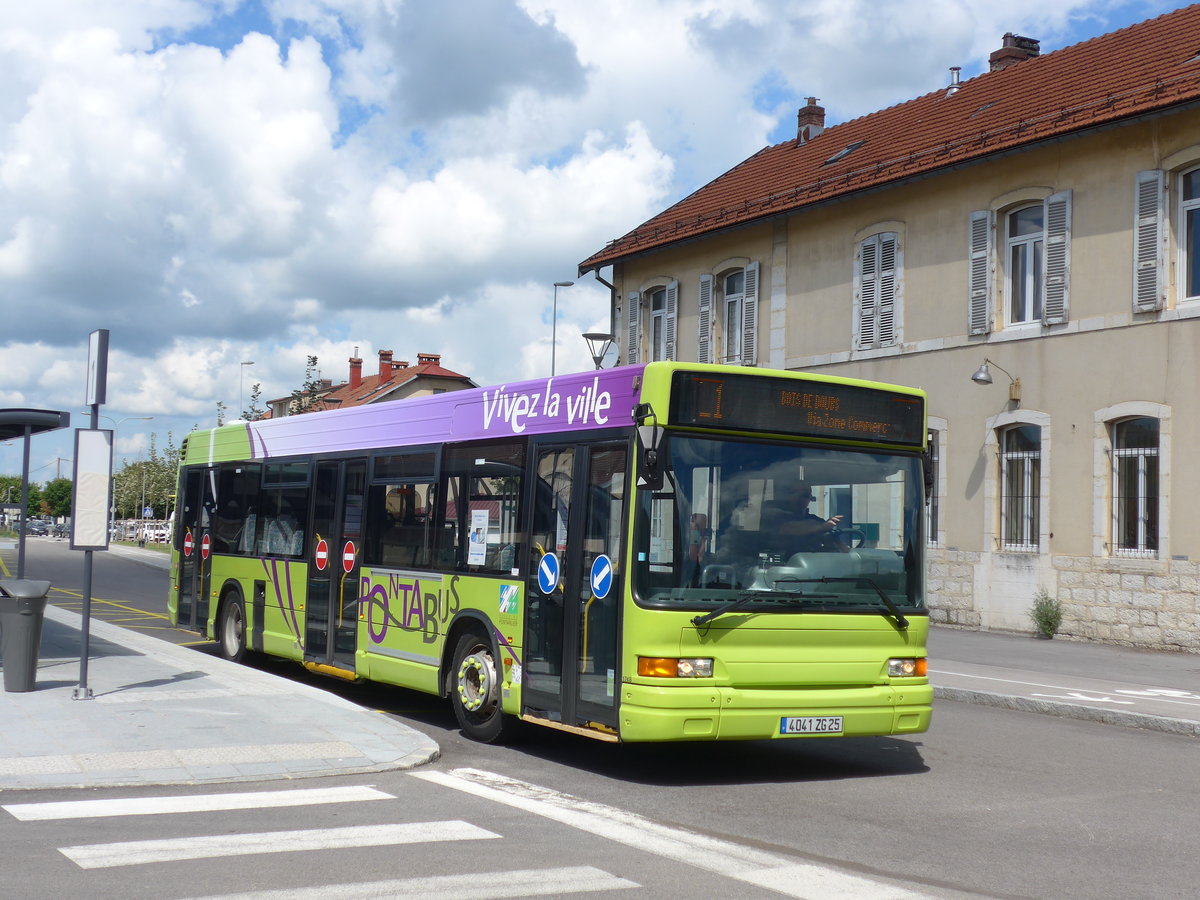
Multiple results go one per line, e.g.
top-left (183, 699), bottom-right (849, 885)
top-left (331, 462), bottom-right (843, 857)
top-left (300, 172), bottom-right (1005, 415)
top-left (41, 478), bottom-right (73, 518)
top-left (242, 383), bottom-right (266, 421)
top-left (216, 400), bottom-right (227, 427)
top-left (288, 355), bottom-right (323, 415)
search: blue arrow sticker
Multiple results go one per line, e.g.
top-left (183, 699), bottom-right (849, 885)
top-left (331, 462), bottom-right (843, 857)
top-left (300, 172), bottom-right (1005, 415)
top-left (590, 554), bottom-right (613, 600)
top-left (537, 552), bottom-right (560, 595)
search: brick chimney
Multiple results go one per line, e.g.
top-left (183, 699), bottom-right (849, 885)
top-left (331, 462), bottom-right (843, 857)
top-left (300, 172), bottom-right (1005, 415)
top-left (378, 349), bottom-right (394, 382)
top-left (348, 355), bottom-right (363, 390)
top-left (417, 353), bottom-right (441, 366)
top-left (989, 33), bottom-right (1039, 72)
top-left (797, 97), bottom-right (825, 144)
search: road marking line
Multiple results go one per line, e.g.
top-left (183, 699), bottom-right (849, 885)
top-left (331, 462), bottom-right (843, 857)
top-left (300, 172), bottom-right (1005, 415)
top-left (413, 768), bottom-right (927, 899)
top-left (178, 865), bottom-right (637, 899)
top-left (931, 668), bottom-right (1200, 709)
top-left (4, 785), bottom-right (392, 821)
top-left (60, 820), bottom-right (497, 869)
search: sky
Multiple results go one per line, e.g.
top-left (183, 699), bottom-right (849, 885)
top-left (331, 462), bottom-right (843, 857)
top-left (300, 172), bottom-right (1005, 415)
top-left (0, 0), bottom-right (1185, 482)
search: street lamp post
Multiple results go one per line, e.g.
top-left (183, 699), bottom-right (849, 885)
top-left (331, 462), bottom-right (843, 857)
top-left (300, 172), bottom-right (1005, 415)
top-left (239, 360), bottom-right (255, 419)
top-left (551, 281), bottom-right (573, 376)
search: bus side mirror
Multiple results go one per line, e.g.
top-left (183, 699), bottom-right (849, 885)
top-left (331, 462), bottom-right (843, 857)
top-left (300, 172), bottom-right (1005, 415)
top-left (921, 446), bottom-right (934, 504)
top-left (634, 403), bottom-right (663, 491)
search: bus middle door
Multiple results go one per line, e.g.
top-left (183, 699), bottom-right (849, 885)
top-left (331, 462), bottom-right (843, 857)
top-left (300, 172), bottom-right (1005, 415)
top-left (305, 459), bottom-right (366, 675)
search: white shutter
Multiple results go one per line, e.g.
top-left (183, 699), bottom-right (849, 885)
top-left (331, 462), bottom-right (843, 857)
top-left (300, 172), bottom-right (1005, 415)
top-left (856, 238), bottom-right (878, 348)
top-left (1042, 190), bottom-right (1071, 325)
top-left (697, 274), bottom-right (713, 364)
top-left (878, 233), bottom-right (898, 345)
top-left (968, 210), bottom-right (993, 335)
top-left (741, 261), bottom-right (759, 366)
top-left (1134, 170), bottom-right (1165, 312)
top-left (664, 280), bottom-right (678, 361)
top-left (625, 291), bottom-right (640, 364)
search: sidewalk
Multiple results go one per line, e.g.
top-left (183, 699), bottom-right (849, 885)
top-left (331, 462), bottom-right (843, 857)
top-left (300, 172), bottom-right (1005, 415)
top-left (0, 603), bottom-right (439, 791)
top-left (1, 541), bottom-right (1198, 791)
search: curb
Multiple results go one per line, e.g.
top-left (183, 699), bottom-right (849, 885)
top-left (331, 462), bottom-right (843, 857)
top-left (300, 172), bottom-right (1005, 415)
top-left (934, 686), bottom-right (1200, 737)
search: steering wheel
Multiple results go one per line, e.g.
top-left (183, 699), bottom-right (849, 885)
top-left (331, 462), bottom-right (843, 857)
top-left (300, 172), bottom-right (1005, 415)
top-left (827, 528), bottom-right (867, 550)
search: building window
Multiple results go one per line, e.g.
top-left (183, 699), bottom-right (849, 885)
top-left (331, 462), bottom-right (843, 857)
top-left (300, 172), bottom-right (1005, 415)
top-left (1006, 205), bottom-right (1043, 325)
top-left (855, 232), bottom-right (900, 349)
top-left (1183, 168), bottom-right (1200, 301)
top-left (969, 191), bottom-right (1070, 333)
top-left (701, 263), bottom-right (757, 366)
top-left (649, 287), bottom-right (667, 361)
top-left (1000, 425), bottom-right (1040, 550)
top-left (1112, 417), bottom-right (1159, 556)
top-left (722, 270), bottom-right (745, 364)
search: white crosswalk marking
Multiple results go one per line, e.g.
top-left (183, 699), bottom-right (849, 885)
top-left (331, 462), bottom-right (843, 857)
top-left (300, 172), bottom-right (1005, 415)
top-left (414, 769), bottom-right (931, 900)
top-left (60, 820), bottom-right (498, 869)
top-left (179, 865), bottom-right (638, 899)
top-left (3, 785), bottom-right (392, 821)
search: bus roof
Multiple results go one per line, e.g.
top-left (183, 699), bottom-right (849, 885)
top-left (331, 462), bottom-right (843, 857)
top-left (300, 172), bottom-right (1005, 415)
top-left (181, 363), bottom-right (926, 466)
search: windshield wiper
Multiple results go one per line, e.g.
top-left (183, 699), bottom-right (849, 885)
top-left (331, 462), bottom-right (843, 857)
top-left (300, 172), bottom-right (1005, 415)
top-left (690, 589), bottom-right (837, 627)
top-left (773, 576), bottom-right (909, 630)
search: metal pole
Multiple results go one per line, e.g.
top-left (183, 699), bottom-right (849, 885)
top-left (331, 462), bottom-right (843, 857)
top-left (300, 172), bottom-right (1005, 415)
top-left (17, 425), bottom-right (30, 579)
top-left (74, 404), bottom-right (98, 700)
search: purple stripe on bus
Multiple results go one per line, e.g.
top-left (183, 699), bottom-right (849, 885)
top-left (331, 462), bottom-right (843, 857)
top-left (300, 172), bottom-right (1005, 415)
top-left (244, 367), bottom-right (646, 460)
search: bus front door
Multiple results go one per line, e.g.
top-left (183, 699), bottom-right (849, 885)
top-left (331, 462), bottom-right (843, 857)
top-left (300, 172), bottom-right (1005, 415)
top-left (305, 459), bottom-right (366, 674)
top-left (524, 441), bottom-right (627, 732)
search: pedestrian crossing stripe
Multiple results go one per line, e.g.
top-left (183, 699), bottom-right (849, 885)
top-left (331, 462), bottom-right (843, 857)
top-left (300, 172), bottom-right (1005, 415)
top-left (178, 866), bottom-right (637, 899)
top-left (3, 786), bottom-right (392, 821)
top-left (60, 820), bottom-right (498, 869)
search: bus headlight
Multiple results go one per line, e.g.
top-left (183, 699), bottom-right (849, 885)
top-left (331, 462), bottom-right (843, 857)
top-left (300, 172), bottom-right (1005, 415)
top-left (887, 658), bottom-right (927, 678)
top-left (638, 657), bottom-right (714, 678)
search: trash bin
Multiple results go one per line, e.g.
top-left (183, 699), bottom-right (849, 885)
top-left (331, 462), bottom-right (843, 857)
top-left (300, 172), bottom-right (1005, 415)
top-left (0, 579), bottom-right (51, 692)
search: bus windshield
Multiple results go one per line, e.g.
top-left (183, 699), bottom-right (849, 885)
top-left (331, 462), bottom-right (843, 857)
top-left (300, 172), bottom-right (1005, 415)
top-left (633, 434), bottom-right (925, 616)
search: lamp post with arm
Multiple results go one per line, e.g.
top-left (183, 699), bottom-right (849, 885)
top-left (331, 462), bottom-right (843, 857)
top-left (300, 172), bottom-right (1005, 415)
top-left (239, 360), bottom-right (255, 419)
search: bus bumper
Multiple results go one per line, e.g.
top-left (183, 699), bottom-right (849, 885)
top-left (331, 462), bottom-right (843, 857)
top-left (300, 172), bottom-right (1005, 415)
top-left (617, 682), bottom-right (932, 742)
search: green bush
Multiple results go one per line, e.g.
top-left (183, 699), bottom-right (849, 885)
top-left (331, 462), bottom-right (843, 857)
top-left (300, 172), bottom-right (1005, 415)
top-left (1029, 588), bottom-right (1062, 638)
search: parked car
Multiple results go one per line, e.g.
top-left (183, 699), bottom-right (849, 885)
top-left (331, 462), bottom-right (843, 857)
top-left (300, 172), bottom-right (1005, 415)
top-left (52, 523), bottom-right (68, 538)
top-left (22, 521), bottom-right (48, 536)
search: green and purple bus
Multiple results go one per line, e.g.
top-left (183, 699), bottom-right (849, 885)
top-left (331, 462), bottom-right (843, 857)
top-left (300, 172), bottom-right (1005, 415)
top-left (169, 362), bottom-right (932, 743)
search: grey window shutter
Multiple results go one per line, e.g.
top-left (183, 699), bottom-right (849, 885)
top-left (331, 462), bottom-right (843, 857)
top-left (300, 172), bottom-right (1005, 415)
top-left (626, 292), bottom-right (640, 364)
top-left (968, 210), bottom-right (993, 335)
top-left (697, 274), bottom-right (713, 364)
top-left (1042, 190), bottom-right (1071, 325)
top-left (741, 261), bottom-right (759, 366)
top-left (1134, 170), bottom-right (1165, 312)
top-left (664, 280), bottom-right (678, 361)
top-left (878, 233), bottom-right (898, 345)
top-left (856, 238), bottom-right (878, 348)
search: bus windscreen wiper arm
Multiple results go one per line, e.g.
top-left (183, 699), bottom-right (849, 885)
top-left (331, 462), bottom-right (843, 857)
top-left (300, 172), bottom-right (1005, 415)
top-left (690, 590), bottom-right (835, 627)
top-left (787, 576), bottom-right (909, 630)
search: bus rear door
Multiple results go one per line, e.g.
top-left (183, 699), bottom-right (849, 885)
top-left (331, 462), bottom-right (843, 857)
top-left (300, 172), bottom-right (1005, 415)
top-left (523, 440), bottom-right (628, 733)
top-left (174, 467), bottom-right (213, 632)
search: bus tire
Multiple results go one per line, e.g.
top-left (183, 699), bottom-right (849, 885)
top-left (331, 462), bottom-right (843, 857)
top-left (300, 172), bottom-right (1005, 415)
top-left (218, 594), bottom-right (247, 663)
top-left (450, 632), bottom-right (513, 744)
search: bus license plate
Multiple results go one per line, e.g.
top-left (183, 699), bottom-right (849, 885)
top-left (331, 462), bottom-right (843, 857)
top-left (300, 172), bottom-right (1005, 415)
top-left (780, 716), bottom-right (843, 735)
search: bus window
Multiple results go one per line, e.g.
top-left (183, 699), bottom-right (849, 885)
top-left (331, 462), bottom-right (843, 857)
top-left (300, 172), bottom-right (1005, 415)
top-left (257, 462), bottom-right (309, 558)
top-left (366, 481), bottom-right (435, 568)
top-left (440, 442), bottom-right (525, 574)
top-left (211, 463), bottom-right (261, 555)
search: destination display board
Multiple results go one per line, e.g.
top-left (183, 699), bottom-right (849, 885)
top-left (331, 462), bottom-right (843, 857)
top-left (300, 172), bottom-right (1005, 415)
top-left (671, 371), bottom-right (925, 448)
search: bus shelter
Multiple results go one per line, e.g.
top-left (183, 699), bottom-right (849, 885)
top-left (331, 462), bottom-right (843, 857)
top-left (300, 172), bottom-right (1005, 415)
top-left (0, 408), bottom-right (71, 578)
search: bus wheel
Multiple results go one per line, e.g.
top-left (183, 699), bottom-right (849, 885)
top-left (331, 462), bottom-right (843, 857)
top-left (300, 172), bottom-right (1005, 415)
top-left (219, 595), bottom-right (247, 663)
top-left (450, 632), bottom-right (513, 743)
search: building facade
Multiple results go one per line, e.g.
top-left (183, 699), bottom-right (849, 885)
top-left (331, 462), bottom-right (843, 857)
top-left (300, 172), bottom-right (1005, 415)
top-left (579, 8), bottom-right (1200, 650)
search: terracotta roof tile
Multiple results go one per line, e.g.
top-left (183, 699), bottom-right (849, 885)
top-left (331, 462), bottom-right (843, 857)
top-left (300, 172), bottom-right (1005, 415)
top-left (580, 5), bottom-right (1200, 272)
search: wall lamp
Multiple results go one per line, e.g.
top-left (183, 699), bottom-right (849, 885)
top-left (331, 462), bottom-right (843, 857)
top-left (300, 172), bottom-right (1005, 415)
top-left (581, 332), bottom-right (613, 369)
top-left (970, 358), bottom-right (1021, 405)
